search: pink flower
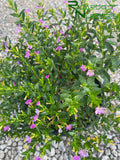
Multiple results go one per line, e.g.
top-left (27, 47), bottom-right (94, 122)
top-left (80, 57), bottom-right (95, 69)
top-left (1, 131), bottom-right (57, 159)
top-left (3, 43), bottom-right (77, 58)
top-left (39, 19), bottom-right (44, 23)
top-left (35, 157), bottom-right (41, 160)
top-left (33, 115), bottom-right (38, 122)
top-left (111, 7), bottom-right (116, 13)
top-left (36, 101), bottom-right (40, 106)
top-left (106, 39), bottom-right (109, 42)
top-left (64, 34), bottom-right (68, 38)
top-left (73, 156), bottom-right (81, 160)
top-left (25, 51), bottom-right (30, 59)
top-left (5, 48), bottom-right (8, 53)
top-left (45, 75), bottom-right (50, 79)
top-left (64, 0), bottom-right (68, 4)
top-left (36, 5), bottom-right (42, 9)
top-left (30, 124), bottom-right (35, 129)
top-left (57, 37), bottom-right (60, 43)
top-left (13, 82), bottom-right (16, 86)
top-left (28, 45), bottom-right (32, 49)
top-left (67, 26), bottom-right (72, 29)
top-left (4, 125), bottom-right (10, 132)
top-left (95, 107), bottom-right (105, 115)
top-left (80, 48), bottom-right (83, 52)
top-left (24, 9), bottom-right (29, 12)
top-left (17, 61), bottom-right (20, 64)
top-left (58, 128), bottom-right (62, 133)
top-left (44, 25), bottom-right (49, 28)
top-left (53, 24), bottom-right (57, 27)
top-left (79, 150), bottom-right (88, 157)
top-left (66, 124), bottom-right (72, 131)
top-left (15, 24), bottom-right (21, 34)
top-left (86, 70), bottom-right (94, 77)
top-left (35, 109), bottom-right (39, 115)
top-left (35, 51), bottom-right (39, 54)
top-left (60, 30), bottom-right (65, 34)
top-left (56, 46), bottom-right (62, 50)
top-left (81, 65), bottom-right (87, 71)
top-left (4, 41), bottom-right (7, 48)
top-left (25, 99), bottom-right (32, 106)
top-left (25, 135), bottom-right (31, 143)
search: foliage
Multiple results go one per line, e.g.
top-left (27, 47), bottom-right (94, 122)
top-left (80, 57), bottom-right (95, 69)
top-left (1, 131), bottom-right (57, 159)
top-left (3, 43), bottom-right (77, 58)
top-left (0, 0), bottom-right (120, 159)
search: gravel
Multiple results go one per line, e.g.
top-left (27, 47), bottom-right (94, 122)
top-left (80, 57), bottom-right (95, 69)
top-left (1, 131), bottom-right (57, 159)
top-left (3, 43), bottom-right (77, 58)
top-left (0, 0), bottom-right (120, 160)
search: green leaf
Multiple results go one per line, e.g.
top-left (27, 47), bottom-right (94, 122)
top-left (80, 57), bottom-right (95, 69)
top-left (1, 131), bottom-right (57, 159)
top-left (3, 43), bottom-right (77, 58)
top-left (104, 41), bottom-right (114, 54)
top-left (10, 13), bottom-right (19, 17)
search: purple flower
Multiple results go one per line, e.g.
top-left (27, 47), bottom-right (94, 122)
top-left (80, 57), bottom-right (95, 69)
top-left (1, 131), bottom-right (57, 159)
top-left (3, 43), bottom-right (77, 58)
top-left (64, 34), bottom-right (68, 38)
top-left (53, 24), bottom-right (57, 27)
top-left (79, 150), bottom-right (88, 158)
top-left (4, 41), bottom-right (7, 48)
top-left (25, 135), bottom-right (31, 143)
top-left (36, 101), bottom-right (40, 106)
top-left (73, 156), bottom-right (81, 160)
top-left (80, 48), bottom-right (83, 52)
top-left (15, 24), bottom-right (21, 34)
top-left (45, 75), bottom-right (50, 79)
top-left (67, 26), bottom-right (72, 29)
top-left (35, 51), bottom-right (39, 54)
top-left (33, 115), bottom-right (38, 122)
top-left (13, 82), bottom-right (16, 86)
top-left (66, 124), bottom-right (72, 131)
top-left (64, 0), bottom-right (68, 4)
top-left (44, 25), bottom-right (49, 28)
top-left (25, 51), bottom-right (30, 59)
top-left (80, 65), bottom-right (87, 71)
top-left (106, 39), bottom-right (109, 42)
top-left (60, 30), bottom-right (65, 34)
top-left (111, 7), bottom-right (116, 13)
top-left (35, 109), bottom-right (39, 115)
top-left (4, 125), bottom-right (10, 132)
top-left (86, 70), bottom-right (94, 77)
top-left (36, 5), bottom-right (42, 9)
top-left (95, 107), bottom-right (105, 115)
top-left (35, 157), bottom-right (41, 160)
top-left (24, 9), bottom-right (29, 12)
top-left (28, 45), bottom-right (32, 49)
top-left (56, 46), bottom-right (62, 50)
top-left (17, 61), bottom-right (20, 65)
top-left (58, 128), bottom-right (62, 133)
top-left (25, 99), bottom-right (32, 106)
top-left (30, 124), bottom-right (35, 129)
top-left (5, 48), bottom-right (8, 53)
top-left (112, 91), bottom-right (114, 94)
top-left (39, 19), bottom-right (44, 23)
top-left (57, 37), bottom-right (60, 43)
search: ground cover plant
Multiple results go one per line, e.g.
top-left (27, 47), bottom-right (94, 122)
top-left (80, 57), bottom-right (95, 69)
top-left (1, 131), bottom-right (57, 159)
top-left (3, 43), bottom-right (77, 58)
top-left (0, 0), bottom-right (120, 159)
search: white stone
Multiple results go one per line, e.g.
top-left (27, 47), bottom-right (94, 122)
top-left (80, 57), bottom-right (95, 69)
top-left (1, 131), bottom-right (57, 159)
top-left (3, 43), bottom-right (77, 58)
top-left (7, 139), bottom-right (12, 146)
top-left (18, 141), bottom-right (23, 146)
top-left (110, 145), bottom-right (116, 150)
top-left (112, 150), bottom-right (117, 157)
top-left (59, 155), bottom-right (64, 160)
top-left (34, 151), bottom-right (39, 157)
top-left (14, 155), bottom-right (22, 160)
top-left (101, 155), bottom-right (109, 160)
top-left (0, 150), bottom-right (4, 159)
top-left (115, 111), bottom-right (120, 116)
top-left (63, 153), bottom-right (68, 160)
top-left (58, 141), bottom-right (66, 152)
top-left (13, 142), bottom-right (17, 146)
top-left (51, 140), bottom-right (58, 148)
top-left (52, 157), bottom-right (57, 160)
top-left (50, 147), bottom-right (55, 156)
top-left (105, 149), bottom-right (111, 156)
top-left (118, 144), bottom-right (120, 150)
top-left (0, 144), bottom-right (6, 150)
top-left (107, 134), bottom-right (112, 139)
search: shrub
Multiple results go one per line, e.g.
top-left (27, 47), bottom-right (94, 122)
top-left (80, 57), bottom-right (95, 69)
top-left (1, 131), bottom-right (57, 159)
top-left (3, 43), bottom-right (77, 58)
top-left (0, 0), bottom-right (120, 159)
